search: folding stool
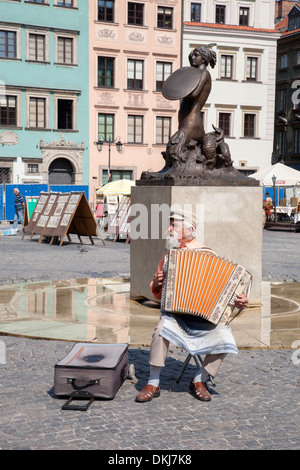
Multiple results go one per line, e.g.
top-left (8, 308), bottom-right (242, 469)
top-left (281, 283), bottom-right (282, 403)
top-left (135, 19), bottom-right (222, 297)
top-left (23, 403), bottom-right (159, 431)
top-left (169, 353), bottom-right (216, 392)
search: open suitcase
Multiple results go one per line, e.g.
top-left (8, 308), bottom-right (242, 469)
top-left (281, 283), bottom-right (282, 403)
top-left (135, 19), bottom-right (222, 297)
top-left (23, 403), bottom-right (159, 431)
top-left (54, 343), bottom-right (128, 411)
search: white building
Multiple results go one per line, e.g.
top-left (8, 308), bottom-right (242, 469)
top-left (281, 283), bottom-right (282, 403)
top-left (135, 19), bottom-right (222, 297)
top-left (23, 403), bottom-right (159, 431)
top-left (183, 0), bottom-right (280, 173)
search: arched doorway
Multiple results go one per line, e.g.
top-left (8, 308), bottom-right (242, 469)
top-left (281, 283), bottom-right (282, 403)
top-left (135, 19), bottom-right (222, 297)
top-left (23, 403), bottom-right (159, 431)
top-left (48, 158), bottom-right (74, 185)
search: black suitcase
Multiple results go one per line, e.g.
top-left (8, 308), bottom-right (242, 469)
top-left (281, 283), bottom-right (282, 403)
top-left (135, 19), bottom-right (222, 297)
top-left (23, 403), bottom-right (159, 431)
top-left (54, 343), bottom-right (128, 410)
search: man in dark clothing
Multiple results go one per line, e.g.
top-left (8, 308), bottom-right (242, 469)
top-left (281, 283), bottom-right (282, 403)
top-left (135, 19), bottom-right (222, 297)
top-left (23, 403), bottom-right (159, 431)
top-left (13, 188), bottom-right (25, 230)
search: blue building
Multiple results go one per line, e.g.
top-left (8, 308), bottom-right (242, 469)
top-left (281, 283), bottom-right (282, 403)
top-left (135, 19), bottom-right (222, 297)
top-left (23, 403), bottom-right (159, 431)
top-left (0, 0), bottom-right (89, 187)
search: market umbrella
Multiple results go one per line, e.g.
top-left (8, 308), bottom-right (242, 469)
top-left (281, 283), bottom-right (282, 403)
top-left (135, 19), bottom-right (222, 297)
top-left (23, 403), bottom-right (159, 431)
top-left (96, 179), bottom-right (136, 196)
top-left (250, 162), bottom-right (300, 186)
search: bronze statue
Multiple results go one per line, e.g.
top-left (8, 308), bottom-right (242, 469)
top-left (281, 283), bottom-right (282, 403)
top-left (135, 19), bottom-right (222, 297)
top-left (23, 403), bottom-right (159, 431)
top-left (139, 46), bottom-right (258, 186)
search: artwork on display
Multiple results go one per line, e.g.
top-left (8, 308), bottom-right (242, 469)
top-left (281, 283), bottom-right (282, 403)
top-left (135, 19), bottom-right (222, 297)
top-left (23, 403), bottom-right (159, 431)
top-left (47, 216), bottom-right (60, 228)
top-left (44, 203), bottom-right (53, 216)
top-left (60, 213), bottom-right (72, 227)
top-left (54, 203), bottom-right (65, 217)
top-left (37, 215), bottom-right (49, 228)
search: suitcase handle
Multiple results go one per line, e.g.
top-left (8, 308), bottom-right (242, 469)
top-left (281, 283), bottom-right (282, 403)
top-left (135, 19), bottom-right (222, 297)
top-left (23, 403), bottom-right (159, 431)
top-left (62, 396), bottom-right (95, 411)
top-left (67, 377), bottom-right (100, 390)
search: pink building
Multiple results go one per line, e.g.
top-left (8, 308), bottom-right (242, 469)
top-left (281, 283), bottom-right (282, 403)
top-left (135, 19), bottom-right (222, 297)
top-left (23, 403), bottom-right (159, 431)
top-left (89, 0), bottom-right (182, 202)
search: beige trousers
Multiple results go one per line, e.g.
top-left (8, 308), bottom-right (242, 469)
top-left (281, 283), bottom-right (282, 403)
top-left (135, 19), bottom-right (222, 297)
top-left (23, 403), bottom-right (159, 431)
top-left (149, 317), bottom-right (226, 377)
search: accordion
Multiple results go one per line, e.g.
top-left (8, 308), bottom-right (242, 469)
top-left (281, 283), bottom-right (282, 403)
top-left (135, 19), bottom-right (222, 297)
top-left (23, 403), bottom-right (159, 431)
top-left (161, 249), bottom-right (252, 325)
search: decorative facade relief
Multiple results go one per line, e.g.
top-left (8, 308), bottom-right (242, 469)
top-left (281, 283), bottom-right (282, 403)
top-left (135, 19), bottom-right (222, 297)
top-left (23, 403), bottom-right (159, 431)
top-left (97, 28), bottom-right (116, 40)
top-left (127, 94), bottom-right (146, 107)
top-left (98, 92), bottom-right (115, 105)
top-left (0, 131), bottom-right (18, 146)
top-left (128, 32), bottom-right (145, 43)
top-left (157, 35), bottom-right (173, 45)
top-left (156, 95), bottom-right (173, 108)
top-left (40, 134), bottom-right (84, 184)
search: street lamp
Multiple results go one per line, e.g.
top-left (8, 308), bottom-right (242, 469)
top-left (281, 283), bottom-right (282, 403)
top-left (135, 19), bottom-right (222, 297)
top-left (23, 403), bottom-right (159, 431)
top-left (272, 174), bottom-right (277, 223)
top-left (95, 136), bottom-right (123, 183)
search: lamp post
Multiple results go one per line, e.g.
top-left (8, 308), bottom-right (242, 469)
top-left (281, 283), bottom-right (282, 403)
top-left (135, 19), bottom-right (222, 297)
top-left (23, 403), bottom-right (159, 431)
top-left (95, 137), bottom-right (123, 183)
top-left (272, 174), bottom-right (277, 223)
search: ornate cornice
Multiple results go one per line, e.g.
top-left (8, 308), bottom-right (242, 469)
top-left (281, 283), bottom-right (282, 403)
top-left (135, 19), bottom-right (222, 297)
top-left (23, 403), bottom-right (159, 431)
top-left (39, 134), bottom-right (85, 151)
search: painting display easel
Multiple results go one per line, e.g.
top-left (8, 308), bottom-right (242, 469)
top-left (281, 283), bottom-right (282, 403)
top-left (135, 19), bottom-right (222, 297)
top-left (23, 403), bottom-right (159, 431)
top-left (23, 191), bottom-right (102, 246)
top-left (107, 195), bottom-right (131, 243)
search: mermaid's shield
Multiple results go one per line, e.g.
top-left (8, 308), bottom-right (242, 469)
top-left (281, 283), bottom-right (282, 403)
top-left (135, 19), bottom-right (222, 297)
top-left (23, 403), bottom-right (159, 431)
top-left (162, 67), bottom-right (201, 100)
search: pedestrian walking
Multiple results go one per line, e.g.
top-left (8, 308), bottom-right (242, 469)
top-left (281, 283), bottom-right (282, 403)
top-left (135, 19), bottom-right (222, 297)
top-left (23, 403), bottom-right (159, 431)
top-left (12, 188), bottom-right (25, 231)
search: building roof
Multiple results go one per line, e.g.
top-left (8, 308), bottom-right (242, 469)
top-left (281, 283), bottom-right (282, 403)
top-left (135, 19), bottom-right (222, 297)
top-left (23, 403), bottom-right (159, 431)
top-left (275, 16), bottom-right (289, 31)
top-left (280, 26), bottom-right (300, 36)
top-left (276, 4), bottom-right (300, 36)
top-left (184, 22), bottom-right (279, 34)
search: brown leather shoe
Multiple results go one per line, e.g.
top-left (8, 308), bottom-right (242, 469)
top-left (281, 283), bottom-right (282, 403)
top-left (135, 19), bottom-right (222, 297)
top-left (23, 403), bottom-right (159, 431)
top-left (189, 381), bottom-right (211, 401)
top-left (135, 384), bottom-right (160, 402)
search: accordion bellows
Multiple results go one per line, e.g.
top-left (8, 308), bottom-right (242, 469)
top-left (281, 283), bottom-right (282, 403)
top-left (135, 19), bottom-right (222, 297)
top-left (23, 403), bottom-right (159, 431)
top-left (161, 249), bottom-right (252, 325)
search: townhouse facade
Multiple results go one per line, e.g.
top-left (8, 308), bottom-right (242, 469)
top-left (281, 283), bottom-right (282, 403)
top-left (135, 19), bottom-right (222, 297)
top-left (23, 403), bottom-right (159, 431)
top-left (89, 0), bottom-right (182, 198)
top-left (183, 0), bottom-right (280, 174)
top-left (273, 4), bottom-right (300, 169)
top-left (1, 0), bottom-right (291, 204)
top-left (0, 0), bottom-right (89, 187)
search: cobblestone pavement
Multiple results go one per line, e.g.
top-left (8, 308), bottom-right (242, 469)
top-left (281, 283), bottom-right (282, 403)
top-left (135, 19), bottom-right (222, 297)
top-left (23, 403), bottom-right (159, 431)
top-left (0, 227), bottom-right (299, 284)
top-left (0, 228), bottom-right (299, 451)
top-left (0, 228), bottom-right (130, 284)
top-left (0, 337), bottom-right (299, 451)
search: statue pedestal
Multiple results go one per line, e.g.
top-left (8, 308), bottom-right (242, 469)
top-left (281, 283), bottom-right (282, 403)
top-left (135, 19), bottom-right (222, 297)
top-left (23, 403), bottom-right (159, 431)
top-left (130, 185), bottom-right (262, 304)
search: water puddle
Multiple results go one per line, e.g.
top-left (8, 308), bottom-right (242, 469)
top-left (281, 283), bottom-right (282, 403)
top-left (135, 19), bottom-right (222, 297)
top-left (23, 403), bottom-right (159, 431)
top-left (0, 279), bottom-right (299, 349)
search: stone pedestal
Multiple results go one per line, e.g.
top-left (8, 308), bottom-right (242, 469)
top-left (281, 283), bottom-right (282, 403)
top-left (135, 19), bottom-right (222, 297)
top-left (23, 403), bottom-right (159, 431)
top-left (130, 185), bottom-right (262, 304)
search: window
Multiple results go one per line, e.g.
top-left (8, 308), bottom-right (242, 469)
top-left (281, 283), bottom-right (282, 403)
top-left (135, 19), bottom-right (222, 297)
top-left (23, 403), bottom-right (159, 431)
top-left (29, 97), bottom-right (46, 128)
top-left (280, 54), bottom-right (288, 68)
top-left (288, 13), bottom-right (300, 31)
top-left (239, 7), bottom-right (249, 26)
top-left (296, 51), bottom-right (300, 65)
top-left (127, 59), bottom-right (143, 89)
top-left (220, 55), bottom-right (233, 79)
top-left (156, 62), bottom-right (172, 91)
top-left (98, 57), bottom-right (114, 87)
top-left (278, 130), bottom-right (285, 155)
top-left (57, 99), bottom-right (73, 129)
top-left (0, 30), bottom-right (16, 59)
top-left (157, 6), bottom-right (173, 29)
top-left (128, 2), bottom-right (144, 26)
top-left (279, 89), bottom-right (287, 112)
top-left (57, 37), bottom-right (74, 64)
top-left (28, 33), bottom-right (45, 62)
top-left (57, 0), bottom-right (74, 7)
top-left (0, 168), bottom-right (11, 185)
top-left (156, 116), bottom-right (171, 144)
top-left (98, 0), bottom-right (114, 22)
top-left (28, 164), bottom-right (39, 173)
top-left (244, 114), bottom-right (255, 138)
top-left (216, 5), bottom-right (225, 24)
top-left (128, 115), bottom-right (143, 143)
top-left (246, 57), bottom-right (258, 81)
top-left (218, 112), bottom-right (231, 136)
top-left (294, 129), bottom-right (300, 154)
top-left (27, 0), bottom-right (47, 4)
top-left (0, 95), bottom-right (17, 126)
top-left (102, 169), bottom-right (132, 185)
top-left (191, 3), bottom-right (201, 22)
top-left (98, 113), bottom-right (114, 141)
